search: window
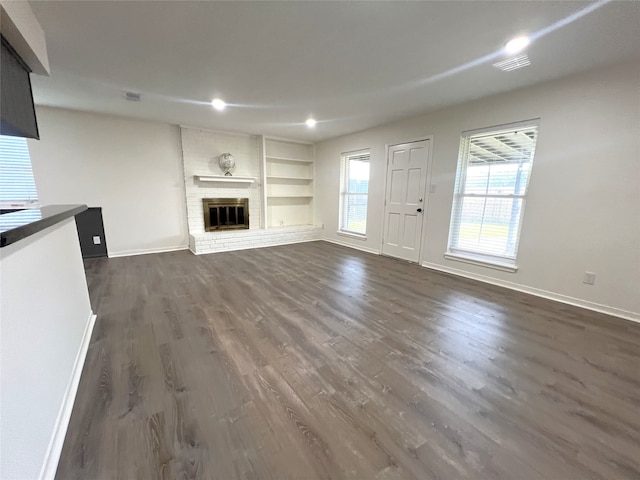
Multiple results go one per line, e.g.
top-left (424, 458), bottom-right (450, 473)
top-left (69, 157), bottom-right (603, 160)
top-left (447, 120), bottom-right (539, 269)
top-left (339, 150), bottom-right (370, 236)
top-left (0, 135), bottom-right (39, 208)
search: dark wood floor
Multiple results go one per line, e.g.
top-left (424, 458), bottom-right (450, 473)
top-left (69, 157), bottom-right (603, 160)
top-left (56, 241), bottom-right (640, 480)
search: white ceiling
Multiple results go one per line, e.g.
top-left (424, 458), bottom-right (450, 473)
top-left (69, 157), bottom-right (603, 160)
top-left (28, 0), bottom-right (640, 142)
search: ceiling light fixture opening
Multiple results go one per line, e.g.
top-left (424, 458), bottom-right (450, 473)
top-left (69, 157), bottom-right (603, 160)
top-left (305, 118), bottom-right (317, 128)
top-left (123, 91), bottom-right (141, 102)
top-left (211, 98), bottom-right (226, 111)
top-left (505, 36), bottom-right (530, 55)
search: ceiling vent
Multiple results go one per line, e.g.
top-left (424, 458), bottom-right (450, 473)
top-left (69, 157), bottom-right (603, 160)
top-left (123, 91), bottom-right (141, 101)
top-left (493, 54), bottom-right (531, 72)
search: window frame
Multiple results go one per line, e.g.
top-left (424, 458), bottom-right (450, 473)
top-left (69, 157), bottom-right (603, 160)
top-left (338, 149), bottom-right (370, 238)
top-left (446, 119), bottom-right (540, 271)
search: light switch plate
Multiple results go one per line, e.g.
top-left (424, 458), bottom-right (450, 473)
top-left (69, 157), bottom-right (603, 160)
top-left (93, 236), bottom-right (101, 245)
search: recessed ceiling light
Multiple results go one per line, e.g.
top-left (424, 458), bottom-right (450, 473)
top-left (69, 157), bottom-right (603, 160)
top-left (505, 36), bottom-right (530, 54)
top-left (305, 118), bottom-right (317, 128)
top-left (211, 98), bottom-right (226, 111)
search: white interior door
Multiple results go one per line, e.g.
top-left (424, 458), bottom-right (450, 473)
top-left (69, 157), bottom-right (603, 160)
top-left (382, 140), bottom-right (430, 262)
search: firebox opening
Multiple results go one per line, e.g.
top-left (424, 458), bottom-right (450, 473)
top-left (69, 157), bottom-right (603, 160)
top-left (203, 198), bottom-right (249, 231)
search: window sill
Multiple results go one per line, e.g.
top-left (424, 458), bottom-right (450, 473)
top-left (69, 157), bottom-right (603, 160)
top-left (444, 252), bottom-right (518, 273)
top-left (337, 230), bottom-right (367, 241)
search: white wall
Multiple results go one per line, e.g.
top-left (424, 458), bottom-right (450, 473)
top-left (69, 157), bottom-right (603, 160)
top-left (0, 218), bottom-right (93, 480)
top-left (28, 107), bottom-right (189, 256)
top-left (315, 60), bottom-right (640, 320)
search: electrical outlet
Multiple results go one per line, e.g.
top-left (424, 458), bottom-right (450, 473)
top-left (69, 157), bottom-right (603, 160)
top-left (322, 223), bottom-right (325, 230)
top-left (583, 272), bottom-right (596, 285)
top-left (92, 236), bottom-right (101, 245)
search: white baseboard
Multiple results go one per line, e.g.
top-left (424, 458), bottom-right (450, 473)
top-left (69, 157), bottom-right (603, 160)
top-left (321, 238), bottom-right (381, 255)
top-left (108, 245), bottom-right (188, 258)
top-left (421, 261), bottom-right (640, 324)
top-left (39, 311), bottom-right (97, 480)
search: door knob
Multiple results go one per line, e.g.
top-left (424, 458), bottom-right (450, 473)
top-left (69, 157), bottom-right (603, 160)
top-left (417, 208), bottom-right (423, 213)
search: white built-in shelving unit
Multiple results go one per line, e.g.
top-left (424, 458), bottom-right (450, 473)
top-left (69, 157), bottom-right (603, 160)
top-left (261, 137), bottom-right (315, 228)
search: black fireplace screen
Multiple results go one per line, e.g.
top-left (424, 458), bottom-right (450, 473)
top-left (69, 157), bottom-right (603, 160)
top-left (203, 198), bottom-right (249, 231)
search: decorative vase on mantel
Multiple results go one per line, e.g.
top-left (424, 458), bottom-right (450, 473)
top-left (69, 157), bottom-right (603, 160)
top-left (219, 153), bottom-right (236, 176)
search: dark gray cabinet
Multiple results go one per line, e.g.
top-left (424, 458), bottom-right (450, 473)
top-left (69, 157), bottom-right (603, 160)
top-left (75, 207), bottom-right (108, 258)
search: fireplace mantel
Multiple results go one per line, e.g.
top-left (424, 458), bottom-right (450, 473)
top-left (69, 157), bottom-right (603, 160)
top-left (194, 174), bottom-right (257, 184)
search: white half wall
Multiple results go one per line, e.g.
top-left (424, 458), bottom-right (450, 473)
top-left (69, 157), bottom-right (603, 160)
top-left (28, 107), bottom-right (189, 256)
top-left (0, 218), bottom-right (93, 480)
top-left (315, 60), bottom-right (640, 320)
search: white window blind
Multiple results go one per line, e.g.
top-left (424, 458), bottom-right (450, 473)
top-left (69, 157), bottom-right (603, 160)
top-left (340, 151), bottom-right (370, 235)
top-left (447, 121), bottom-right (539, 266)
top-left (0, 135), bottom-right (39, 207)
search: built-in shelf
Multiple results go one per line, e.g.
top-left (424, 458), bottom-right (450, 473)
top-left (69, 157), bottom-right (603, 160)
top-left (265, 156), bottom-right (313, 164)
top-left (194, 175), bottom-right (257, 184)
top-left (267, 195), bottom-right (313, 199)
top-left (263, 137), bottom-right (315, 228)
top-left (267, 224), bottom-right (314, 229)
top-left (266, 176), bottom-right (313, 181)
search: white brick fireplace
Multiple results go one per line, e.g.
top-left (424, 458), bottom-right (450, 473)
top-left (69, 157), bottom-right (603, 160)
top-left (180, 127), bottom-right (321, 254)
